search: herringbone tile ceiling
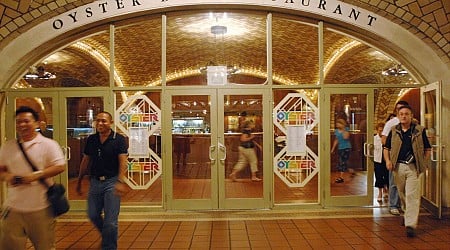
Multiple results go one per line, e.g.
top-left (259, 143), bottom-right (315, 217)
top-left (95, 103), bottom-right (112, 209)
top-left (20, 12), bottom-right (409, 88)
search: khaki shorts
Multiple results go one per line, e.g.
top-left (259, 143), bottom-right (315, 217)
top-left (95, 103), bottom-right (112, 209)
top-left (0, 207), bottom-right (56, 250)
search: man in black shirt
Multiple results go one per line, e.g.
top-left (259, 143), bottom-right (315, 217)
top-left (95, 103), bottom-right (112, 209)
top-left (77, 111), bottom-right (128, 249)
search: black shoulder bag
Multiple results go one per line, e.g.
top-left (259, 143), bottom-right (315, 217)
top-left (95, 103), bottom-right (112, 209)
top-left (17, 141), bottom-right (70, 217)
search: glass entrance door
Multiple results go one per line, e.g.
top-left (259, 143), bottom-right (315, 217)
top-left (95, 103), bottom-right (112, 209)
top-left (59, 91), bottom-right (109, 210)
top-left (7, 90), bottom-right (110, 210)
top-left (322, 88), bottom-right (374, 206)
top-left (421, 81), bottom-right (443, 218)
top-left (6, 92), bottom-right (61, 183)
top-left (165, 88), bottom-right (270, 210)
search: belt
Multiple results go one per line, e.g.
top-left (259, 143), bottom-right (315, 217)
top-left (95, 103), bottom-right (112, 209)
top-left (93, 176), bottom-right (113, 181)
top-left (398, 160), bottom-right (415, 164)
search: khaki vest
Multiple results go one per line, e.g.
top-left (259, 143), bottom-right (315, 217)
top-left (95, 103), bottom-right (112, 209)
top-left (389, 123), bottom-right (429, 174)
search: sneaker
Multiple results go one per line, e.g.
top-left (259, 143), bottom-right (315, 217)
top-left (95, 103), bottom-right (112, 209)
top-left (406, 226), bottom-right (415, 237)
top-left (349, 168), bottom-right (356, 177)
top-left (335, 177), bottom-right (344, 183)
top-left (390, 208), bottom-right (400, 215)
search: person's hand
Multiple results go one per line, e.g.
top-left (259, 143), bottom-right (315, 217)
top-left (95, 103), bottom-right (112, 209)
top-left (386, 161), bottom-right (393, 171)
top-left (21, 171), bottom-right (43, 184)
top-left (114, 181), bottom-right (128, 196)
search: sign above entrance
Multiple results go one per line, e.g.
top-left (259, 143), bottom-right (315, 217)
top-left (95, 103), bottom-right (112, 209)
top-left (49, 0), bottom-right (379, 33)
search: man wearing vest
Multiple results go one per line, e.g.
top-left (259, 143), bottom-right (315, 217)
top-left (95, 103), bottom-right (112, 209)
top-left (383, 105), bottom-right (431, 237)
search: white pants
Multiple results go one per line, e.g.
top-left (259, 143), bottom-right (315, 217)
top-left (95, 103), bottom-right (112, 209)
top-left (233, 146), bottom-right (258, 173)
top-left (394, 162), bottom-right (422, 228)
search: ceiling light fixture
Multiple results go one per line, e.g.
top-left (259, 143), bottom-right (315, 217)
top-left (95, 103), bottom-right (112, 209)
top-left (211, 25), bottom-right (227, 35)
top-left (24, 65), bottom-right (56, 80)
top-left (199, 62), bottom-right (241, 76)
top-left (382, 64), bottom-right (408, 76)
top-left (199, 15), bottom-right (241, 81)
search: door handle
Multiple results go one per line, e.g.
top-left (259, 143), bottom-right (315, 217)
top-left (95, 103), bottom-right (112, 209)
top-left (431, 145), bottom-right (439, 162)
top-left (61, 146), bottom-right (71, 161)
top-left (442, 145), bottom-right (446, 162)
top-left (431, 144), bottom-right (446, 162)
top-left (218, 141), bottom-right (226, 163)
top-left (209, 145), bottom-right (216, 163)
top-left (363, 143), bottom-right (374, 157)
top-left (66, 146), bottom-right (71, 161)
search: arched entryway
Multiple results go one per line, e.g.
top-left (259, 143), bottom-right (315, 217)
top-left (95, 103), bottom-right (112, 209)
top-left (0, 2), bottom-right (447, 215)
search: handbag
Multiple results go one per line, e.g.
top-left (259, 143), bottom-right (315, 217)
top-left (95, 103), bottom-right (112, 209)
top-left (17, 141), bottom-right (70, 217)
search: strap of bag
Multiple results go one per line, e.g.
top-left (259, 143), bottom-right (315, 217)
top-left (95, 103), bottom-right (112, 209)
top-left (17, 140), bottom-right (50, 188)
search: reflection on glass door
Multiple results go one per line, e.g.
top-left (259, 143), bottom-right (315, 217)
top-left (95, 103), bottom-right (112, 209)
top-left (6, 93), bottom-right (62, 182)
top-left (421, 82), bottom-right (443, 218)
top-left (326, 90), bottom-right (374, 206)
top-left (13, 96), bottom-right (55, 139)
top-left (66, 96), bottom-right (104, 201)
top-left (167, 89), bottom-right (268, 210)
top-left (171, 94), bottom-right (212, 201)
top-left (223, 94), bottom-right (263, 199)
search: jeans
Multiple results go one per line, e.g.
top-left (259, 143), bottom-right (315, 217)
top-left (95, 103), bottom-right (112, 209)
top-left (337, 148), bottom-right (351, 172)
top-left (389, 170), bottom-right (400, 209)
top-left (88, 177), bottom-right (121, 250)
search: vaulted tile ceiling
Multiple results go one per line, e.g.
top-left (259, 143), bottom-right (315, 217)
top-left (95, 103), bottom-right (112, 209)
top-left (18, 12), bottom-right (412, 88)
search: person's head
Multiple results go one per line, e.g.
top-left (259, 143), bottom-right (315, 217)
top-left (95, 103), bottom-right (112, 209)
top-left (336, 118), bottom-right (347, 129)
top-left (376, 122), bottom-right (385, 135)
top-left (397, 105), bottom-right (413, 125)
top-left (242, 121), bottom-right (253, 134)
top-left (15, 106), bottom-right (39, 140)
top-left (395, 100), bottom-right (409, 112)
top-left (95, 111), bottom-right (113, 133)
top-left (39, 120), bottom-right (47, 130)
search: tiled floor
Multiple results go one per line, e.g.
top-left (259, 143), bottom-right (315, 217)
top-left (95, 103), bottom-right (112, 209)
top-left (27, 208), bottom-right (449, 249)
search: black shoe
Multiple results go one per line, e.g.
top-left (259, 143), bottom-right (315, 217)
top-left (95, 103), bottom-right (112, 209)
top-left (406, 226), bottom-right (415, 237)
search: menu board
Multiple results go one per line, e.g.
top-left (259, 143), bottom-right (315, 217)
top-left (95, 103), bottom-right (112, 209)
top-left (286, 125), bottom-right (307, 156)
top-left (129, 127), bottom-right (149, 158)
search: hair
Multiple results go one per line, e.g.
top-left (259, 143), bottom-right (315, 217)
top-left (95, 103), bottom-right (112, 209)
top-left (396, 100), bottom-right (409, 106)
top-left (15, 106), bottom-right (39, 121)
top-left (98, 111), bottom-right (113, 121)
top-left (242, 121), bottom-right (252, 129)
top-left (376, 122), bottom-right (385, 130)
top-left (398, 105), bottom-right (413, 112)
top-left (336, 118), bottom-right (347, 127)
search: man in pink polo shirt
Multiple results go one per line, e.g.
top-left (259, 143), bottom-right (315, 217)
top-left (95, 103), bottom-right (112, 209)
top-left (0, 106), bottom-right (66, 250)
